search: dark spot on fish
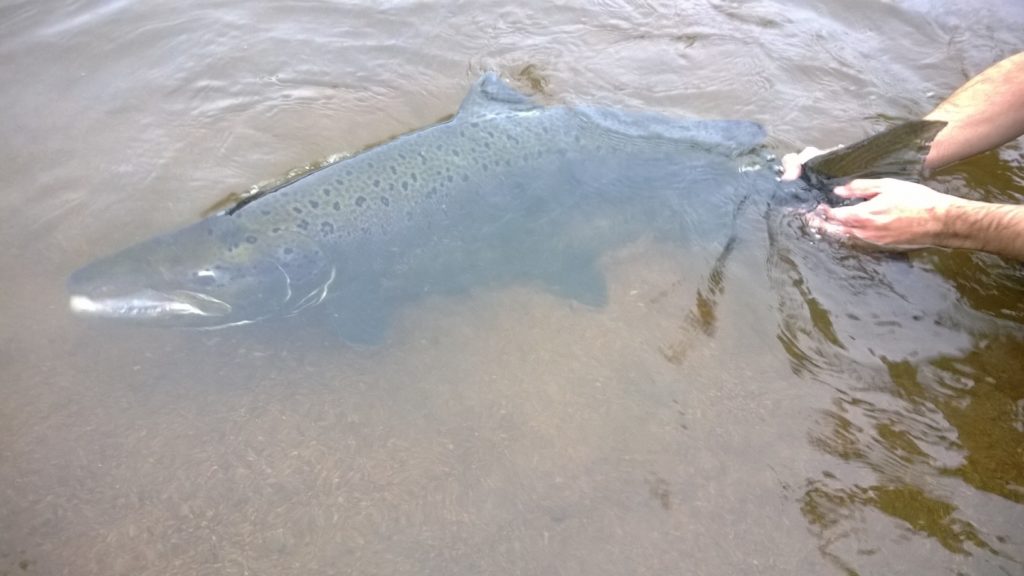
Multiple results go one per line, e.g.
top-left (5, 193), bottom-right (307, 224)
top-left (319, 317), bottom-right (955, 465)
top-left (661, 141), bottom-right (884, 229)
top-left (380, 196), bottom-right (390, 207)
top-left (452, 150), bottom-right (460, 157)
top-left (410, 173), bottom-right (418, 183)
top-left (389, 166), bottom-right (397, 175)
top-left (245, 235), bottom-right (258, 244)
top-left (261, 209), bottom-right (271, 216)
top-left (271, 226), bottom-right (282, 234)
top-left (345, 170), bottom-right (353, 176)
top-left (333, 201), bottom-right (341, 211)
top-left (334, 177), bottom-right (343, 185)
top-left (297, 219), bottom-right (310, 231)
top-left (322, 187), bottom-right (332, 196)
top-left (360, 226), bottom-right (370, 235)
top-left (292, 206), bottom-right (303, 215)
top-left (283, 247), bottom-right (294, 256)
top-left (401, 181), bottom-right (409, 192)
top-left (426, 187), bottom-right (438, 199)
top-left (461, 174), bottom-right (469, 182)
top-left (309, 200), bottom-right (319, 209)
top-left (399, 153), bottom-right (407, 160)
top-left (483, 142), bottom-right (491, 150)
top-left (320, 222), bottom-right (335, 237)
top-left (372, 179), bottom-right (380, 188)
top-left (355, 195), bottom-right (367, 207)
top-left (446, 174), bottom-right (454, 183)
top-left (388, 182), bottom-right (396, 192)
top-left (481, 161), bottom-right (489, 171)
top-left (206, 228), bottom-right (214, 237)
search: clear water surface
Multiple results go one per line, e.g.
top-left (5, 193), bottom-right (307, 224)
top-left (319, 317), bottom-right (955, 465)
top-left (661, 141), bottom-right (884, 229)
top-left (1, 1), bottom-right (1022, 574)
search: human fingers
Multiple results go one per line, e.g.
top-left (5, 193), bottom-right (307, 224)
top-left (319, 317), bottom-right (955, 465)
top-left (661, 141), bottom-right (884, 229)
top-left (806, 206), bottom-right (888, 248)
top-left (833, 179), bottom-right (886, 200)
top-left (804, 207), bottom-right (851, 239)
top-left (780, 153), bottom-right (803, 181)
top-left (796, 146), bottom-right (830, 164)
top-left (780, 146), bottom-right (842, 181)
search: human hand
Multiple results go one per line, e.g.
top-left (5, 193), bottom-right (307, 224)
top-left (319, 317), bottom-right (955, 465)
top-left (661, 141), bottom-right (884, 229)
top-left (804, 178), bottom-right (968, 248)
top-left (779, 147), bottom-right (836, 181)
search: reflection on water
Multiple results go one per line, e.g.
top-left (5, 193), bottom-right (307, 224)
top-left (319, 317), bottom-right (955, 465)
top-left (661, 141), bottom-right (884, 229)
top-left (801, 336), bottom-right (1024, 570)
top-left (769, 158), bottom-right (1024, 571)
top-left (2, 0), bottom-right (1023, 574)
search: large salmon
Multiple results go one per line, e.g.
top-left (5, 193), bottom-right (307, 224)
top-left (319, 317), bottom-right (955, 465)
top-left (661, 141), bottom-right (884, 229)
top-left (68, 73), bottom-right (942, 342)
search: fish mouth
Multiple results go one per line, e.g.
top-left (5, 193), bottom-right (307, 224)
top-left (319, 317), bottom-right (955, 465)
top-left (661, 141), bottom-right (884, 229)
top-left (68, 289), bottom-right (232, 321)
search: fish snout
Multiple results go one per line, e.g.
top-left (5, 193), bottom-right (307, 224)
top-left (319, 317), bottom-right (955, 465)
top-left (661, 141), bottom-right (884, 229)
top-left (68, 289), bottom-right (231, 322)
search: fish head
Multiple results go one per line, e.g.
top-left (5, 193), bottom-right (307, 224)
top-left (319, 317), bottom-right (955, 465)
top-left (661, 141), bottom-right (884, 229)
top-left (68, 215), bottom-right (334, 328)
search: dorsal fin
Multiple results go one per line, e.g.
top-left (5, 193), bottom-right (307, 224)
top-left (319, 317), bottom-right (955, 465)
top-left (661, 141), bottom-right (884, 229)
top-left (456, 72), bottom-right (539, 119)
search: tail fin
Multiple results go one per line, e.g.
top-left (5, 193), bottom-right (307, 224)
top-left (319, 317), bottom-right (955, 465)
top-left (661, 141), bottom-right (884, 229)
top-left (800, 120), bottom-right (947, 203)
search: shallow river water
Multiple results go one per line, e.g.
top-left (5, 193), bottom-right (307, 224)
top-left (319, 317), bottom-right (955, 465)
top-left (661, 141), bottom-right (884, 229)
top-left (2, 1), bottom-right (1023, 575)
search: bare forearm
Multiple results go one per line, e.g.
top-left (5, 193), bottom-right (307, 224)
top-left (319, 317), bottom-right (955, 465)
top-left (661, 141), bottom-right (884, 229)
top-left (941, 201), bottom-right (1024, 260)
top-left (924, 51), bottom-right (1024, 170)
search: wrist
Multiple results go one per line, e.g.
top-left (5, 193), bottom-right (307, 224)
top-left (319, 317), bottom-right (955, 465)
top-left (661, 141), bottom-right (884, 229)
top-left (940, 201), bottom-right (1024, 258)
top-left (938, 199), bottom-right (990, 250)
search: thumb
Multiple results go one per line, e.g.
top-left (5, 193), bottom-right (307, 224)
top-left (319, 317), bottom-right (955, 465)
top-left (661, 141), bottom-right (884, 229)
top-left (833, 179), bottom-right (883, 200)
